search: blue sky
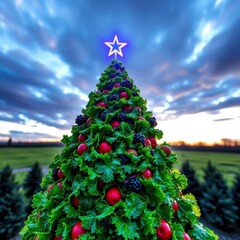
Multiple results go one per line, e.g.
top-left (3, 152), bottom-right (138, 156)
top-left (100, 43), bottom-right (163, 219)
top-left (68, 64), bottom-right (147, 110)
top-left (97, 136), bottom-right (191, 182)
top-left (0, 0), bottom-right (240, 144)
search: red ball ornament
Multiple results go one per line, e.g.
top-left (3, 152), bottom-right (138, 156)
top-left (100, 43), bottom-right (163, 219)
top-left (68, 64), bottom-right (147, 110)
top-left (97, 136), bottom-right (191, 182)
top-left (53, 236), bottom-right (62, 240)
top-left (160, 145), bottom-right (172, 156)
top-left (172, 200), bottom-right (179, 213)
top-left (123, 105), bottom-right (132, 113)
top-left (119, 92), bottom-right (129, 100)
top-left (96, 102), bottom-right (107, 108)
top-left (86, 117), bottom-right (92, 125)
top-left (103, 89), bottom-right (109, 94)
top-left (98, 142), bottom-right (112, 154)
top-left (142, 169), bottom-right (152, 179)
top-left (145, 138), bottom-right (151, 147)
top-left (71, 196), bottom-right (79, 209)
top-left (126, 148), bottom-right (138, 156)
top-left (106, 187), bottom-right (122, 205)
top-left (57, 169), bottom-right (64, 179)
top-left (97, 180), bottom-right (105, 190)
top-left (77, 143), bottom-right (88, 155)
top-left (111, 121), bottom-right (120, 129)
top-left (135, 106), bottom-right (141, 112)
top-left (156, 220), bottom-right (172, 240)
top-left (57, 182), bottom-right (63, 189)
top-left (71, 222), bottom-right (86, 240)
top-left (113, 83), bottom-right (121, 88)
top-left (183, 232), bottom-right (191, 240)
top-left (149, 137), bottom-right (157, 149)
top-left (78, 134), bottom-right (87, 142)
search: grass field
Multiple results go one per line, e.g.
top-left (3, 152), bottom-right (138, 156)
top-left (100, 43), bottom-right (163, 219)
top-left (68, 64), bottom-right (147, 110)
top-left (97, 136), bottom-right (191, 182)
top-left (0, 147), bottom-right (239, 185)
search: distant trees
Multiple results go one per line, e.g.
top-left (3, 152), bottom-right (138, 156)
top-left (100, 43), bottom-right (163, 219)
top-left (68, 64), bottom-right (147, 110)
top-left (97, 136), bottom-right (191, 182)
top-left (181, 161), bottom-right (202, 201)
top-left (23, 162), bottom-right (42, 215)
top-left (200, 161), bottom-right (238, 230)
top-left (0, 165), bottom-right (25, 239)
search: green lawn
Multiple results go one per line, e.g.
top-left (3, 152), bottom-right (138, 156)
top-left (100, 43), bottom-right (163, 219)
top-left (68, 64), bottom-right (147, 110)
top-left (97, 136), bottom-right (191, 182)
top-left (0, 147), bottom-right (239, 186)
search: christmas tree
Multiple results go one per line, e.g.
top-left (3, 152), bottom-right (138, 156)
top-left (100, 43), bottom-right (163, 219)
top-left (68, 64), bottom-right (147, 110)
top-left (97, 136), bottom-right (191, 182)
top-left (232, 173), bottom-right (240, 226)
top-left (0, 165), bottom-right (25, 239)
top-left (21, 37), bottom-right (218, 240)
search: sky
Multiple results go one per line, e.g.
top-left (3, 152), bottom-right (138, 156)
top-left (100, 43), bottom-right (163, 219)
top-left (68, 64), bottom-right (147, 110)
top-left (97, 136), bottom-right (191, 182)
top-left (0, 0), bottom-right (240, 144)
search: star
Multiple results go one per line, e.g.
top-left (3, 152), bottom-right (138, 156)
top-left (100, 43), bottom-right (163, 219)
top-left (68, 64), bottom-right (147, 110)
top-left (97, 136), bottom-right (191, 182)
top-left (104, 35), bottom-right (127, 58)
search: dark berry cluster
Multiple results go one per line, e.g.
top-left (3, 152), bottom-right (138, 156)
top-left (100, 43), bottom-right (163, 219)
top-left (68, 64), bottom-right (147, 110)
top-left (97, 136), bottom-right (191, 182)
top-left (150, 149), bottom-right (154, 156)
top-left (148, 117), bottom-right (157, 127)
top-left (105, 82), bottom-right (114, 90)
top-left (133, 133), bottom-right (146, 145)
top-left (132, 92), bottom-right (138, 97)
top-left (108, 94), bottom-right (119, 102)
top-left (112, 62), bottom-right (121, 70)
top-left (101, 218), bottom-right (111, 229)
top-left (75, 114), bottom-right (86, 125)
top-left (128, 177), bottom-right (142, 192)
top-left (101, 110), bottom-right (110, 121)
top-left (121, 80), bottom-right (133, 89)
top-left (119, 154), bottom-right (130, 165)
top-left (117, 112), bottom-right (127, 122)
top-left (52, 169), bottom-right (59, 181)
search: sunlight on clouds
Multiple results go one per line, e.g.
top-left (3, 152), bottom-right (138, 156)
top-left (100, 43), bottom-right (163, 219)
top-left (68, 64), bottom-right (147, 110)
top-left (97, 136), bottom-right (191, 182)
top-left (159, 107), bottom-right (240, 144)
top-left (186, 22), bottom-right (221, 63)
top-left (61, 86), bottom-right (88, 102)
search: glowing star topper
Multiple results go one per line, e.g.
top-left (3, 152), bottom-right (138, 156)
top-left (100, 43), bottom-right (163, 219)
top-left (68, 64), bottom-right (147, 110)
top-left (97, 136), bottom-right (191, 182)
top-left (104, 35), bottom-right (127, 59)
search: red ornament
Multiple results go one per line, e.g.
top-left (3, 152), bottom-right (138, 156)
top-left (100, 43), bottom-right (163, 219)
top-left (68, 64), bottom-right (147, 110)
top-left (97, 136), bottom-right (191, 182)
top-left (113, 83), bottom-right (121, 88)
top-left (149, 137), bottom-right (157, 149)
top-left (53, 236), bottom-right (62, 240)
top-left (123, 105), bottom-right (132, 113)
top-left (138, 117), bottom-right (145, 120)
top-left (77, 143), bottom-right (88, 155)
top-left (96, 102), bottom-right (107, 108)
top-left (103, 89), bottom-right (109, 94)
top-left (156, 220), bottom-right (172, 240)
top-left (57, 182), bottom-right (63, 189)
top-left (106, 187), bottom-right (122, 205)
top-left (86, 117), bottom-right (92, 125)
top-left (142, 169), bottom-right (152, 179)
top-left (57, 169), bottom-right (64, 179)
top-left (111, 121), bottom-right (120, 129)
top-left (135, 106), bottom-right (141, 112)
top-left (144, 138), bottom-right (151, 147)
top-left (172, 200), bottom-right (179, 213)
top-left (71, 196), bottom-right (79, 209)
top-left (78, 134), bottom-right (87, 142)
top-left (98, 142), bottom-right (112, 154)
top-left (160, 145), bottom-right (172, 156)
top-left (119, 92), bottom-right (129, 100)
top-left (71, 222), bottom-right (86, 239)
top-left (183, 232), bottom-right (191, 240)
top-left (47, 184), bottom-right (54, 193)
top-left (126, 148), bottom-right (138, 156)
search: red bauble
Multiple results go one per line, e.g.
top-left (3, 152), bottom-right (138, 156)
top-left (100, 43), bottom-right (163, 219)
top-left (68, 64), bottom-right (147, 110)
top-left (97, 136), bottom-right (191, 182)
top-left (144, 138), bottom-right (151, 147)
top-left (78, 134), bottom-right (87, 142)
top-left (111, 121), bottom-right (120, 129)
top-left (35, 236), bottom-right (39, 240)
top-left (96, 102), bottom-right (107, 108)
top-left (86, 117), bottom-right (92, 125)
top-left (135, 106), bottom-right (141, 112)
top-left (103, 89), bottom-right (109, 94)
top-left (142, 169), bottom-right (152, 179)
top-left (77, 143), bottom-right (88, 155)
top-left (138, 117), bottom-right (145, 120)
top-left (71, 196), bottom-right (79, 209)
top-left (149, 137), bottom-right (157, 149)
top-left (160, 145), bottom-right (172, 156)
top-left (106, 187), bottom-right (122, 205)
top-left (119, 92), bottom-right (129, 100)
top-left (57, 182), bottom-right (63, 189)
top-left (113, 83), bottom-right (121, 88)
top-left (98, 142), bottom-right (112, 154)
top-left (47, 184), bottom-right (54, 193)
top-left (57, 169), bottom-right (64, 179)
top-left (123, 105), bottom-right (132, 113)
top-left (183, 232), bottom-right (191, 240)
top-left (53, 236), bottom-right (62, 240)
top-left (71, 222), bottom-right (86, 239)
top-left (126, 148), bottom-right (138, 156)
top-left (156, 220), bottom-right (172, 240)
top-left (172, 200), bottom-right (179, 213)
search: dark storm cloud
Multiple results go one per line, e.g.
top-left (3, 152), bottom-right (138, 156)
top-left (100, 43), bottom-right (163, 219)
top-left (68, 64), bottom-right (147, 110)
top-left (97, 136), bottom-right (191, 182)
top-left (0, 0), bottom-right (240, 141)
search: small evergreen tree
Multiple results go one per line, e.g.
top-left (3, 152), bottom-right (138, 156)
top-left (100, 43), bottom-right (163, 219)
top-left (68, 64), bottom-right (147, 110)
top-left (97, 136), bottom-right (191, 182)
top-left (0, 165), bottom-right (25, 239)
top-left (201, 161), bottom-right (238, 230)
top-left (181, 161), bottom-right (202, 201)
top-left (23, 162), bottom-right (42, 215)
top-left (232, 173), bottom-right (240, 226)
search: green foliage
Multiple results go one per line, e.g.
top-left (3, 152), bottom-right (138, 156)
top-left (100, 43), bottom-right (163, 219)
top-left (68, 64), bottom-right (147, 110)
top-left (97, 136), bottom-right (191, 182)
top-left (0, 165), bottom-right (25, 239)
top-left (231, 173), bottom-right (240, 226)
top-left (20, 60), bottom-right (218, 240)
top-left (201, 161), bottom-right (238, 230)
top-left (181, 161), bottom-right (202, 200)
